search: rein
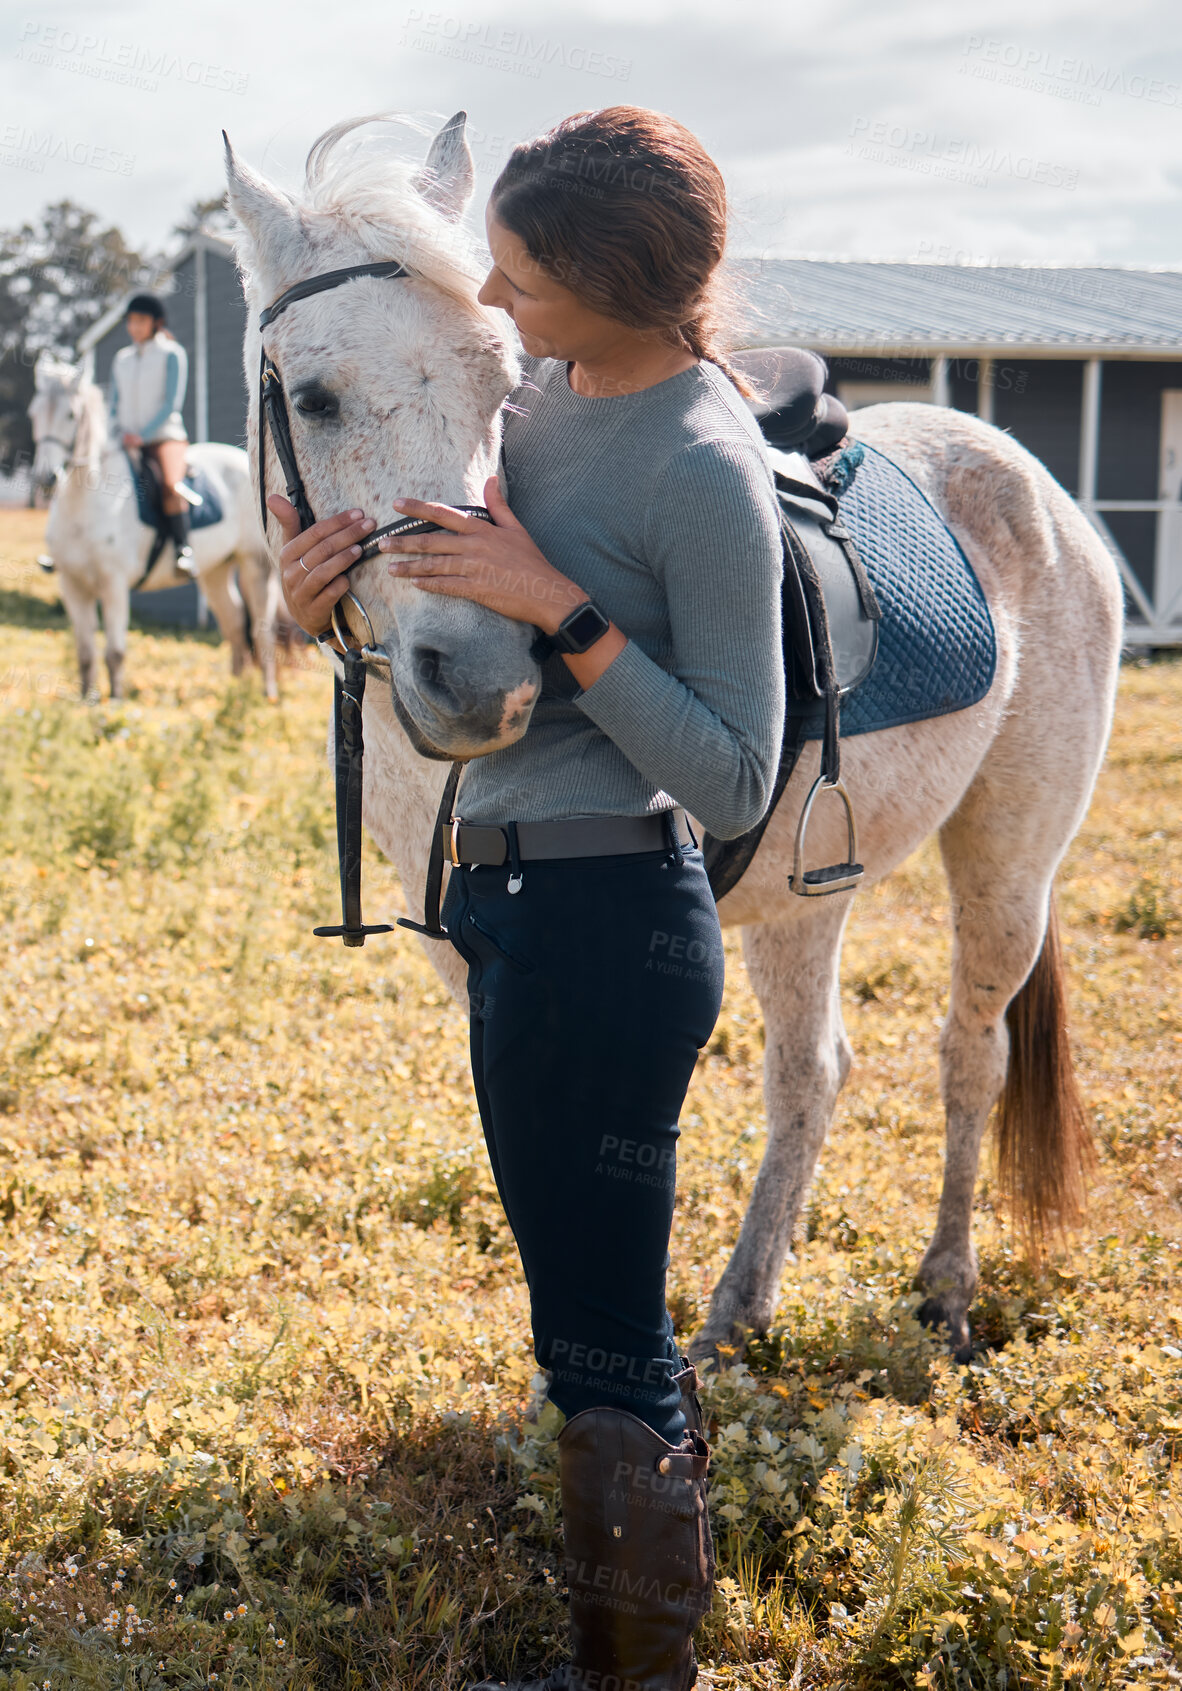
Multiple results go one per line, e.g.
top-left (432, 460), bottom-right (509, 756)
top-left (257, 259), bottom-right (490, 948)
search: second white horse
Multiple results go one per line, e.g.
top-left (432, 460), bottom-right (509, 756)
top-left (30, 356), bottom-right (280, 701)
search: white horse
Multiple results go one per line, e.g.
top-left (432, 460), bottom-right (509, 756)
top-left (226, 114), bottom-right (1124, 1362)
top-left (29, 355), bottom-right (280, 701)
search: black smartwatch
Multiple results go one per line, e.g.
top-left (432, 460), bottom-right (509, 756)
top-left (549, 599), bottom-right (611, 655)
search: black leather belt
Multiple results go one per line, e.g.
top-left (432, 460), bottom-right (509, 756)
top-left (446, 809), bottom-right (695, 868)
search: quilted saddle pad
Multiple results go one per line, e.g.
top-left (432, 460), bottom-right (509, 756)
top-left (128, 452), bottom-right (225, 533)
top-left (795, 440), bottom-right (997, 740)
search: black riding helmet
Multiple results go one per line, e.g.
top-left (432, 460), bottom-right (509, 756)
top-left (125, 292), bottom-right (167, 324)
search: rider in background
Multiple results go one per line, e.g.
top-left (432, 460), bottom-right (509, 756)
top-left (109, 292), bottom-right (194, 573)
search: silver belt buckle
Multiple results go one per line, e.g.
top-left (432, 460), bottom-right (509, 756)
top-left (448, 815), bottom-right (463, 868)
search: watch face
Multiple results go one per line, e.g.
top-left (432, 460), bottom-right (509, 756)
top-left (563, 602), bottom-right (609, 651)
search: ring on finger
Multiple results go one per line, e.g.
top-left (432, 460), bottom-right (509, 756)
top-left (298, 558), bottom-right (311, 574)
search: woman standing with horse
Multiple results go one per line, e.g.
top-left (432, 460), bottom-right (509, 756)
top-left (273, 107), bottom-right (784, 1690)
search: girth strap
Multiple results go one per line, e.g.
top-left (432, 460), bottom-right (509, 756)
top-left (131, 532), bottom-right (168, 592)
top-left (702, 510), bottom-right (834, 900)
top-left (702, 713), bottom-right (809, 902)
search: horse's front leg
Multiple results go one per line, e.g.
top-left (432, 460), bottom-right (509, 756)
top-left (99, 573), bottom-right (130, 701)
top-left (57, 571), bottom-right (99, 699)
top-left (692, 899), bottom-right (853, 1366)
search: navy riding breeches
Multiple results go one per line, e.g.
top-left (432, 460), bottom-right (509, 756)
top-left (441, 841), bottom-right (725, 1444)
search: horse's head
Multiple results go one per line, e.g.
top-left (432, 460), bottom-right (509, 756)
top-left (29, 356), bottom-right (88, 493)
top-left (225, 113), bottom-right (541, 762)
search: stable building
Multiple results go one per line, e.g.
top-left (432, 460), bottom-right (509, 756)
top-left (745, 260), bottom-right (1182, 645)
top-left (77, 250), bottom-right (1182, 645)
top-left (79, 228), bottom-right (248, 447)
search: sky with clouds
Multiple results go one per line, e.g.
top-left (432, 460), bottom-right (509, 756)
top-left (1, 0), bottom-right (1180, 267)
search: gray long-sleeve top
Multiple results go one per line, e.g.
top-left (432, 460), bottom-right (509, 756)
top-left (455, 355), bottom-right (786, 841)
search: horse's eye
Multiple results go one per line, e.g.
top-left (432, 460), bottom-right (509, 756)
top-left (293, 387), bottom-right (339, 418)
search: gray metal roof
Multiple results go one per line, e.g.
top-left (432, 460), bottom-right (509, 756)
top-left (741, 261), bottom-right (1182, 356)
top-left (78, 230), bottom-right (235, 355)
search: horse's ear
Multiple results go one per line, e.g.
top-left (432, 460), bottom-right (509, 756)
top-left (414, 111), bottom-right (475, 222)
top-left (223, 131), bottom-right (299, 277)
top-left (33, 351), bottom-right (57, 392)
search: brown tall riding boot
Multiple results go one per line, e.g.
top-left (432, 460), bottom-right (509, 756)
top-left (670, 1359), bottom-right (714, 1601)
top-left (672, 1358), bottom-right (707, 1439)
top-left (474, 1400), bottom-right (714, 1691)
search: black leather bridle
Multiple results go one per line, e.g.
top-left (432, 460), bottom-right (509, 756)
top-left (257, 259), bottom-right (492, 948)
top-left (35, 434), bottom-right (79, 490)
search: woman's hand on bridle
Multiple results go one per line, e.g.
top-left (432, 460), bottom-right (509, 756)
top-left (378, 476), bottom-right (586, 636)
top-left (268, 494), bottom-right (375, 639)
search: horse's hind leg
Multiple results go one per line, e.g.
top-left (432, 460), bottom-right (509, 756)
top-left (918, 762), bottom-right (1095, 1355)
top-left (199, 560), bottom-right (249, 677)
top-left (236, 551), bottom-right (280, 701)
top-left (692, 899), bottom-right (853, 1365)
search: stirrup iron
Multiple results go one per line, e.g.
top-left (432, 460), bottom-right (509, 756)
top-left (788, 774), bottom-right (864, 896)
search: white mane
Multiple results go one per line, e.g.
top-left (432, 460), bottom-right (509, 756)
top-left (233, 114), bottom-right (489, 319)
top-left (72, 378), bottom-right (109, 472)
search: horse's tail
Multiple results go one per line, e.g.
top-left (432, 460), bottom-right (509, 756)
top-left (995, 893), bottom-right (1094, 1259)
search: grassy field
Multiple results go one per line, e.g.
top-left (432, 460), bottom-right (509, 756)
top-left (0, 507), bottom-right (1179, 1689)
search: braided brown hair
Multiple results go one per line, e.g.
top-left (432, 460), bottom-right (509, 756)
top-left (490, 106), bottom-right (752, 396)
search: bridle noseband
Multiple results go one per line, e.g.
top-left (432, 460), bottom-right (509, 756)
top-left (34, 409), bottom-right (84, 475)
top-left (257, 258), bottom-right (492, 949)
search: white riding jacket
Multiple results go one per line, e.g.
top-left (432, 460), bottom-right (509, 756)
top-left (109, 333), bottom-right (188, 443)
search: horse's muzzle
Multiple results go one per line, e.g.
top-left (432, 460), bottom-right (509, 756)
top-left (396, 658), bottom-right (538, 759)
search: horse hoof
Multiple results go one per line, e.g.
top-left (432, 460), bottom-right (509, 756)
top-left (916, 1296), bottom-right (974, 1363)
